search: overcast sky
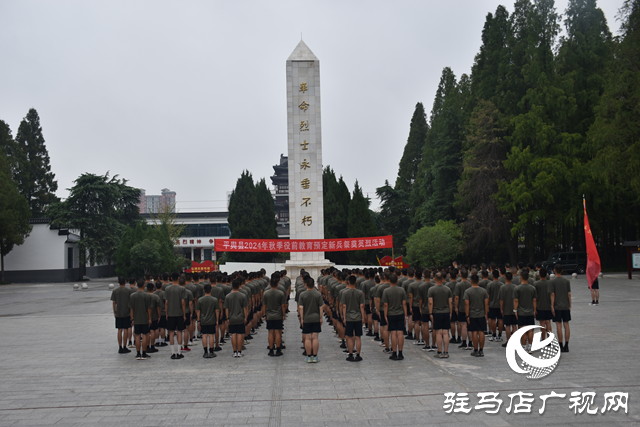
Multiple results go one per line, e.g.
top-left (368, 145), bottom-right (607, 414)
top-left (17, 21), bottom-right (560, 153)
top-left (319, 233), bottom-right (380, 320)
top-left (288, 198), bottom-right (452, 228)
top-left (0, 0), bottom-right (624, 213)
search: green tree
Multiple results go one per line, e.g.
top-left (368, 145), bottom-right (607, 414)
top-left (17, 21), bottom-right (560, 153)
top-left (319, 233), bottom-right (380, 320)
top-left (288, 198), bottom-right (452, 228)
top-left (557, 0), bottom-right (613, 135)
top-left (347, 181), bottom-right (379, 264)
top-left (0, 120), bottom-right (22, 179)
top-left (395, 102), bottom-right (428, 193)
top-left (227, 170), bottom-right (276, 262)
top-left (255, 178), bottom-right (278, 241)
top-left (149, 201), bottom-right (185, 242)
top-left (115, 222), bottom-right (187, 277)
top-left (376, 180), bottom-right (410, 251)
top-left (405, 220), bottom-right (463, 268)
top-left (471, 6), bottom-right (512, 111)
top-left (457, 100), bottom-right (517, 263)
top-left (130, 239), bottom-right (162, 276)
top-left (13, 109), bottom-right (58, 217)
top-left (47, 172), bottom-right (141, 279)
top-left (0, 145), bottom-right (32, 282)
top-left (412, 67), bottom-right (467, 229)
top-left (323, 167), bottom-right (350, 264)
top-left (587, 0), bottom-right (640, 261)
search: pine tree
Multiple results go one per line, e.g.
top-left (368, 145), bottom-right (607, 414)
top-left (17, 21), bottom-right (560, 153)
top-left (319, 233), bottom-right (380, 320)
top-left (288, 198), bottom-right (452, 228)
top-left (376, 180), bottom-right (410, 250)
top-left (557, 0), bottom-right (613, 135)
top-left (587, 0), bottom-right (640, 254)
top-left (457, 100), bottom-right (517, 263)
top-left (47, 172), bottom-right (140, 279)
top-left (471, 6), bottom-right (512, 110)
top-left (412, 67), bottom-right (466, 229)
top-left (13, 109), bottom-right (58, 217)
top-left (0, 144), bottom-right (32, 283)
top-left (227, 170), bottom-right (260, 262)
top-left (323, 167), bottom-right (350, 264)
top-left (254, 178), bottom-right (278, 262)
top-left (347, 181), bottom-right (379, 264)
top-left (395, 102), bottom-right (428, 193)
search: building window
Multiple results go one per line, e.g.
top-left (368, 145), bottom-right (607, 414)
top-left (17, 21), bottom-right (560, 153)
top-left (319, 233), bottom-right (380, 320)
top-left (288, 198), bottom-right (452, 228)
top-left (181, 224), bottom-right (231, 237)
top-left (279, 210), bottom-right (289, 220)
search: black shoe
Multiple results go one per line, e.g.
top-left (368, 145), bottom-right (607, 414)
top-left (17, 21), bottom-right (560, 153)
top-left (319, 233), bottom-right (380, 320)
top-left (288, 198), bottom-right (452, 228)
top-left (478, 350), bottom-right (484, 357)
top-left (346, 354), bottom-right (354, 362)
top-left (389, 353), bottom-right (398, 360)
top-left (171, 354), bottom-right (177, 359)
top-left (354, 354), bottom-right (362, 362)
top-left (339, 342), bottom-right (347, 349)
top-left (374, 336), bottom-right (381, 342)
top-left (147, 347), bottom-right (158, 353)
top-left (136, 352), bottom-right (142, 360)
top-left (279, 345), bottom-right (286, 350)
top-left (302, 350), bottom-right (307, 356)
top-left (159, 342), bottom-right (168, 347)
top-left (501, 342), bottom-right (508, 348)
top-left (203, 352), bottom-right (208, 358)
top-left (177, 353), bottom-right (185, 359)
top-left (470, 350), bottom-right (478, 357)
top-left (219, 338), bottom-right (226, 344)
top-left (563, 343), bottom-right (569, 353)
top-left (275, 349), bottom-right (283, 357)
top-left (342, 349), bottom-right (350, 353)
top-left (366, 331), bottom-right (374, 337)
top-left (118, 347), bottom-right (125, 354)
top-left (246, 335), bottom-right (253, 340)
top-left (141, 353), bottom-right (150, 360)
top-left (458, 342), bottom-right (467, 349)
top-left (268, 349), bottom-right (275, 357)
top-left (122, 347), bottom-right (131, 353)
top-left (214, 346), bottom-right (222, 352)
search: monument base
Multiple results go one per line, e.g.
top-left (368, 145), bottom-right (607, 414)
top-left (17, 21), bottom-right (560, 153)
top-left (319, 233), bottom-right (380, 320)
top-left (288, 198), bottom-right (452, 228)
top-left (284, 258), bottom-right (334, 281)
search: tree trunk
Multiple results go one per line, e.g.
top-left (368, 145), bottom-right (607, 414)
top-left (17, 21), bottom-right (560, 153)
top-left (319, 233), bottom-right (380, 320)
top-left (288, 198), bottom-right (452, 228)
top-left (1, 252), bottom-right (4, 283)
top-left (79, 230), bottom-right (86, 281)
top-left (504, 228), bottom-right (517, 266)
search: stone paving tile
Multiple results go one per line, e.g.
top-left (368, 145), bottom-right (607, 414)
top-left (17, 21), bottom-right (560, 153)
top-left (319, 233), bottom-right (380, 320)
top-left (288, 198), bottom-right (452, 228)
top-left (0, 277), bottom-right (638, 426)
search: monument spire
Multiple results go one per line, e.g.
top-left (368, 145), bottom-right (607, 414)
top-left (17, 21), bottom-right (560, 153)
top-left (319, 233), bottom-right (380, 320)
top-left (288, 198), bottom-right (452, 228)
top-left (284, 41), bottom-right (332, 278)
top-left (287, 40), bottom-right (319, 61)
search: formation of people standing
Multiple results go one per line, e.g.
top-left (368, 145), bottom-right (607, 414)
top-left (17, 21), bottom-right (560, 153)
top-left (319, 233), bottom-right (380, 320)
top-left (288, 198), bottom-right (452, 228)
top-left (110, 262), bottom-right (572, 362)
top-left (110, 269), bottom-right (291, 360)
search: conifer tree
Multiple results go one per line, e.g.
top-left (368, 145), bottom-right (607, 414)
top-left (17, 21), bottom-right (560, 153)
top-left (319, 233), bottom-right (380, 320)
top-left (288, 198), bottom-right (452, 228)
top-left (13, 109), bottom-right (58, 217)
top-left (347, 181), bottom-right (379, 264)
top-left (395, 102), bottom-right (428, 193)
top-left (0, 144), bottom-right (32, 283)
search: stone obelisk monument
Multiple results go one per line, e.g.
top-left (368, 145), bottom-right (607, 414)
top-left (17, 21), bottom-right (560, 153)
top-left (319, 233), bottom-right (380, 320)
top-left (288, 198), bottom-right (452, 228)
top-left (284, 40), bottom-right (333, 279)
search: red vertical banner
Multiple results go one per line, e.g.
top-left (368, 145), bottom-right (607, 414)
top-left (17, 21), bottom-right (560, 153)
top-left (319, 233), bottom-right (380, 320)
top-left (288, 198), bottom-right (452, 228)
top-left (583, 198), bottom-right (601, 289)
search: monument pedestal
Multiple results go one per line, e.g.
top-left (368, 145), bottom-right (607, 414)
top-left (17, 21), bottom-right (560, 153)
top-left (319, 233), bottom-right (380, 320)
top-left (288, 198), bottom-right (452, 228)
top-left (284, 258), bottom-right (333, 282)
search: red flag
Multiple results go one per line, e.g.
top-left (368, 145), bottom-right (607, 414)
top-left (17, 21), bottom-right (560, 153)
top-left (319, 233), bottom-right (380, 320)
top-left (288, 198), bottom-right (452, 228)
top-left (583, 198), bottom-right (601, 289)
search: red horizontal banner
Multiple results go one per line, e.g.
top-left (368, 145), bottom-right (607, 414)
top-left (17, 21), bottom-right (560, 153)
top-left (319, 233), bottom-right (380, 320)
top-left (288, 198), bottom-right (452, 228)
top-left (379, 255), bottom-right (409, 269)
top-left (185, 260), bottom-right (217, 274)
top-left (214, 236), bottom-right (393, 252)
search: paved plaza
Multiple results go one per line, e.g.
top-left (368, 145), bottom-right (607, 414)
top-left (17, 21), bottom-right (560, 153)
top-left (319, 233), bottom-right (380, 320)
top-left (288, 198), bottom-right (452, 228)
top-left (0, 275), bottom-right (638, 427)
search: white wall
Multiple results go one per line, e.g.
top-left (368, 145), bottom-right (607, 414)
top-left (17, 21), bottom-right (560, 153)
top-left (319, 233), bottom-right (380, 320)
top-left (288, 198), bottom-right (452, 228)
top-left (3, 224), bottom-right (66, 271)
